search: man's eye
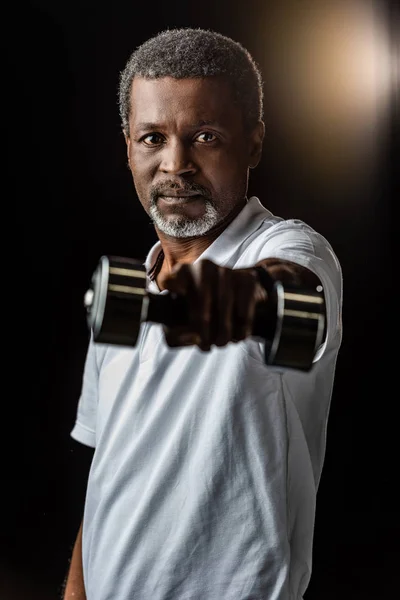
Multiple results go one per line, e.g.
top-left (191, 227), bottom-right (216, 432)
top-left (196, 132), bottom-right (217, 143)
top-left (141, 133), bottom-right (163, 146)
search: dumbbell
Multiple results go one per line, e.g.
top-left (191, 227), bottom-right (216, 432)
top-left (83, 255), bottom-right (326, 371)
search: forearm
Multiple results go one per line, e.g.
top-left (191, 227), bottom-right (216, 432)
top-left (63, 521), bottom-right (86, 600)
top-left (254, 257), bottom-right (322, 290)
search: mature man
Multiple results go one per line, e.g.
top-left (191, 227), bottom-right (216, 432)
top-left (64, 28), bottom-right (342, 600)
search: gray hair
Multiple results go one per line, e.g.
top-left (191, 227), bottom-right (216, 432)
top-left (118, 27), bottom-right (264, 134)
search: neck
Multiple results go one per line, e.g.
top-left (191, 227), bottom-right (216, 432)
top-left (155, 198), bottom-right (247, 274)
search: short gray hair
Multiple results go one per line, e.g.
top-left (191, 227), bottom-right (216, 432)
top-left (118, 27), bottom-right (264, 134)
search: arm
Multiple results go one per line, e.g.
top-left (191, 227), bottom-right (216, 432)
top-left (254, 256), bottom-right (323, 290)
top-left (62, 520), bottom-right (86, 600)
top-left (64, 334), bottom-right (100, 599)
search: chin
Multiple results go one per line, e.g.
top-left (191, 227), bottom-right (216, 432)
top-left (150, 204), bottom-right (220, 238)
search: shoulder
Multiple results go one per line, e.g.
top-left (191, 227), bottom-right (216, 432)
top-left (239, 211), bottom-right (341, 276)
top-left (238, 198), bottom-right (339, 267)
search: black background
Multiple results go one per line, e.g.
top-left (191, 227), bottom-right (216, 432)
top-left (1, 1), bottom-right (397, 598)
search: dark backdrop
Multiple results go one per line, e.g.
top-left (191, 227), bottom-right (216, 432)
top-left (2, 1), bottom-right (397, 598)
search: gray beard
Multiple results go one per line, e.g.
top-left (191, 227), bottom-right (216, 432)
top-left (149, 199), bottom-right (220, 238)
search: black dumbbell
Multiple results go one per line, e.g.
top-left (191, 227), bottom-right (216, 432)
top-left (84, 255), bottom-right (326, 371)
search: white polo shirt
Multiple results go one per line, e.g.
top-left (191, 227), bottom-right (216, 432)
top-left (71, 196), bottom-right (342, 600)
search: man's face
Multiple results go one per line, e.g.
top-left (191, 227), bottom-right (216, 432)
top-left (125, 76), bottom-right (263, 238)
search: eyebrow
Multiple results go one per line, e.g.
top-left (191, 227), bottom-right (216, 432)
top-left (134, 119), bottom-right (221, 131)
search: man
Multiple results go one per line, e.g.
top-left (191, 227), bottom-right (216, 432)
top-left (64, 28), bottom-right (342, 600)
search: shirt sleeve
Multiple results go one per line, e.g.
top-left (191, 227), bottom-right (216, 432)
top-left (255, 218), bottom-right (343, 360)
top-left (254, 219), bottom-right (343, 488)
top-left (70, 333), bottom-right (99, 448)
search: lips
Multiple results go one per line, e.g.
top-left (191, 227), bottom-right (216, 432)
top-left (158, 191), bottom-right (200, 198)
top-left (159, 195), bottom-right (202, 204)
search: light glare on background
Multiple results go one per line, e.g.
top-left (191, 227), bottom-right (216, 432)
top-left (257, 0), bottom-right (398, 201)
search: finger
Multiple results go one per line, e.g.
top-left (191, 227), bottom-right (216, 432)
top-left (197, 260), bottom-right (217, 351)
top-left (164, 263), bottom-right (200, 326)
top-left (161, 266), bottom-right (189, 295)
top-left (163, 325), bottom-right (202, 348)
top-left (161, 264), bottom-right (202, 346)
top-left (214, 267), bottom-right (233, 347)
top-left (232, 271), bottom-right (258, 342)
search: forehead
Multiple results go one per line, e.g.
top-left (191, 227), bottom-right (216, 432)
top-left (129, 76), bottom-right (242, 130)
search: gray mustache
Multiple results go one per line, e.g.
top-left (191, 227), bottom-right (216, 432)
top-left (151, 181), bottom-right (212, 201)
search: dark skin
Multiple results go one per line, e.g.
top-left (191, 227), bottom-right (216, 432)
top-left (125, 76), bottom-right (322, 351)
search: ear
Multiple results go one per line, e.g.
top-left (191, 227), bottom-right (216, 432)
top-left (123, 129), bottom-right (131, 156)
top-left (123, 129), bottom-right (133, 170)
top-left (248, 121), bottom-right (265, 169)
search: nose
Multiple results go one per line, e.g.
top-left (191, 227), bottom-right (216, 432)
top-left (159, 140), bottom-right (197, 176)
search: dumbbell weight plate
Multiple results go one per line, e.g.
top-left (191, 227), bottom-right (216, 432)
top-left (84, 255), bottom-right (149, 346)
top-left (263, 283), bottom-right (325, 370)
